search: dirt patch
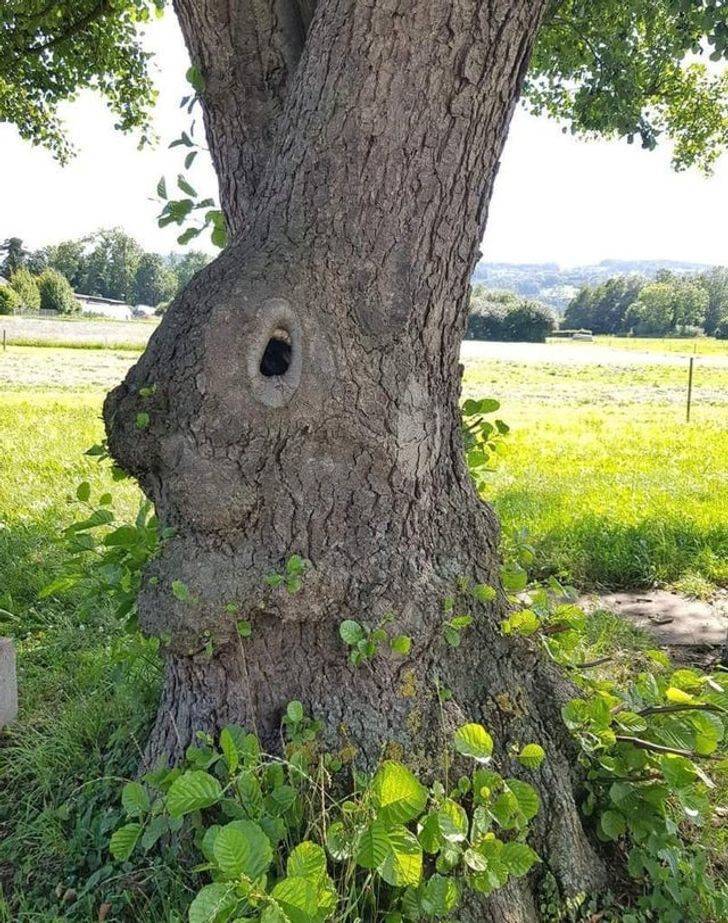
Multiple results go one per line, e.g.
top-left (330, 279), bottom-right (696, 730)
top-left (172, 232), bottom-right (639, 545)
top-left (580, 589), bottom-right (728, 648)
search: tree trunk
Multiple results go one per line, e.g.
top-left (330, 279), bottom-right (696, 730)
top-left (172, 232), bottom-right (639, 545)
top-left (104, 0), bottom-right (608, 916)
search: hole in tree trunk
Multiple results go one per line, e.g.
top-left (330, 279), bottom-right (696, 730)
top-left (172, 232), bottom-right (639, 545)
top-left (260, 328), bottom-right (292, 377)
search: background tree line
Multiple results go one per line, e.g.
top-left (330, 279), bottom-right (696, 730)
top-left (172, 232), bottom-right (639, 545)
top-left (563, 268), bottom-right (728, 339)
top-left (0, 231), bottom-right (210, 310)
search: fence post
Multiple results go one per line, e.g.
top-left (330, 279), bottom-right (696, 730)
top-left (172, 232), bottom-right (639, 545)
top-left (686, 356), bottom-right (694, 423)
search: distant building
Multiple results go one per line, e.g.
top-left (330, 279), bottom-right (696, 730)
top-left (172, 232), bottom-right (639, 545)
top-left (74, 293), bottom-right (133, 320)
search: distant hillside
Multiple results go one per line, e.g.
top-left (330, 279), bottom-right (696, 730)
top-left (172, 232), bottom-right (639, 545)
top-left (472, 259), bottom-right (712, 313)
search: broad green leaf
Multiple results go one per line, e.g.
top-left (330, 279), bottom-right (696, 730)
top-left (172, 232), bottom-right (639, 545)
top-left (371, 761), bottom-right (428, 825)
top-left (286, 700), bottom-right (304, 722)
top-left (378, 826), bottom-right (423, 888)
top-left (437, 799), bottom-right (468, 842)
top-left (355, 818), bottom-right (389, 869)
top-left (269, 876), bottom-right (323, 923)
top-left (109, 822), bottom-right (141, 861)
top-left (287, 841), bottom-right (328, 883)
top-left (156, 176), bottom-right (167, 199)
top-left (422, 874), bottom-right (459, 915)
top-left (601, 809), bottom-right (626, 840)
top-left (502, 841), bottom-right (539, 877)
top-left (76, 481), bottom-right (91, 501)
top-left (166, 770), bottom-right (222, 818)
top-left (516, 743), bottom-right (546, 769)
top-left (453, 723), bottom-right (493, 763)
top-left (219, 727), bottom-right (239, 773)
top-left (121, 781), bottom-right (149, 817)
top-left (171, 579), bottom-right (191, 602)
top-left (390, 635), bottom-right (412, 655)
top-left (213, 820), bottom-right (273, 879)
top-left (325, 821), bottom-right (352, 860)
top-left (188, 882), bottom-right (237, 923)
top-left (339, 620), bottom-right (365, 645)
top-left (505, 779), bottom-right (540, 820)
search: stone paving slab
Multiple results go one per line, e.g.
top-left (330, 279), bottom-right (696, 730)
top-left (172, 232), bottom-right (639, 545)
top-left (579, 590), bottom-right (728, 647)
top-left (0, 637), bottom-right (18, 728)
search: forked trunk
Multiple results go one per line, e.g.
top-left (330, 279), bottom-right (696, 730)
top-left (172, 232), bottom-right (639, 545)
top-left (105, 0), bottom-right (608, 916)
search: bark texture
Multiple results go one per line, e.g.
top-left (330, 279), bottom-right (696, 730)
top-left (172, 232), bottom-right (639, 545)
top-left (105, 0), bottom-right (608, 917)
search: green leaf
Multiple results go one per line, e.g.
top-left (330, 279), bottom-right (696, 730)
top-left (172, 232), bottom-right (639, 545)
top-left (472, 583), bottom-right (496, 603)
top-left (186, 65), bottom-right (205, 93)
top-left (135, 411), bottom-right (150, 429)
top-left (378, 826), bottom-right (423, 888)
top-left (236, 619), bottom-right (252, 638)
top-left (219, 727), bottom-right (239, 774)
top-left (286, 700), bottom-right (304, 723)
top-left (269, 876), bottom-right (326, 923)
top-left (188, 882), bottom-right (237, 923)
top-left (287, 841), bottom-right (328, 883)
top-left (171, 580), bottom-right (191, 602)
top-left (422, 873), bottom-right (459, 915)
top-left (453, 723), bottom-right (493, 763)
top-left (600, 809), bottom-right (626, 840)
top-left (185, 150), bottom-right (198, 169)
top-left (177, 175), bottom-right (197, 200)
top-left (437, 799), bottom-right (468, 842)
top-left (516, 743), bottom-right (546, 769)
top-left (356, 818), bottom-right (390, 869)
top-left (75, 481), bottom-right (90, 501)
top-left (109, 822), bottom-right (141, 861)
top-left (390, 635), bottom-right (412, 655)
top-left (505, 779), bottom-right (540, 820)
top-left (500, 563), bottom-right (528, 593)
top-left (121, 781), bottom-right (149, 817)
top-left (502, 841), bottom-right (539, 877)
top-left (157, 176), bottom-right (167, 199)
top-left (166, 770), bottom-right (222, 818)
top-left (213, 819), bottom-right (273, 879)
top-left (339, 620), bottom-right (365, 645)
top-left (371, 761), bottom-right (428, 825)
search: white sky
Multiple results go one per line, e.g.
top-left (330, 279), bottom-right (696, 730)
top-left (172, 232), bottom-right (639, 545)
top-left (1, 13), bottom-right (726, 267)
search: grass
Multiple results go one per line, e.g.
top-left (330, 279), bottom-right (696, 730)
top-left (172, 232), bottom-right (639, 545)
top-left (591, 335), bottom-right (728, 357)
top-left (0, 341), bottom-right (726, 919)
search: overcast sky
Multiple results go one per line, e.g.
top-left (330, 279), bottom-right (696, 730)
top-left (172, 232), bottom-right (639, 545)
top-left (1, 13), bottom-right (726, 267)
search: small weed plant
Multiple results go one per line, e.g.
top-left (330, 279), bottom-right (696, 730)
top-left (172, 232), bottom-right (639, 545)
top-left (110, 715), bottom-right (542, 922)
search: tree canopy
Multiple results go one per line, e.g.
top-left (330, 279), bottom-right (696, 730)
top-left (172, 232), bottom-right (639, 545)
top-left (1, 0), bottom-right (727, 171)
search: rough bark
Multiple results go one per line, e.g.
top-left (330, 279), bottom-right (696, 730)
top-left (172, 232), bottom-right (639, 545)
top-left (105, 0), bottom-right (609, 917)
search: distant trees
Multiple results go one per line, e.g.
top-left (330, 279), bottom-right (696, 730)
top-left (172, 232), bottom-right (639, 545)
top-left (467, 288), bottom-right (557, 342)
top-left (0, 230), bottom-right (213, 307)
top-left (563, 276), bottom-right (644, 333)
top-left (37, 269), bottom-right (80, 314)
top-left (565, 269), bottom-right (727, 337)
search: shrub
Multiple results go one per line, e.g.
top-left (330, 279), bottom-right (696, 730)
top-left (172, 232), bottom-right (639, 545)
top-left (467, 288), bottom-right (556, 342)
top-left (37, 268), bottom-right (80, 314)
top-left (0, 282), bottom-right (21, 314)
top-left (9, 267), bottom-right (41, 312)
top-left (714, 316), bottom-right (728, 339)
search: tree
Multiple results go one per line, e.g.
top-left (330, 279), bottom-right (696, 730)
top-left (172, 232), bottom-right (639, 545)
top-left (0, 284), bottom-right (22, 315)
top-left (625, 277), bottom-right (709, 335)
top-left (8, 267), bottom-right (41, 313)
top-left (37, 268), bottom-right (80, 314)
top-left (0, 237), bottom-right (30, 277)
top-left (81, 228), bottom-right (142, 302)
top-left (42, 238), bottom-right (89, 290)
top-left (563, 275), bottom-right (644, 334)
top-left (698, 266), bottom-right (728, 335)
top-left (467, 289), bottom-right (556, 342)
top-left (5, 3), bottom-right (728, 916)
top-left (133, 252), bottom-right (178, 306)
top-left (168, 250), bottom-right (210, 294)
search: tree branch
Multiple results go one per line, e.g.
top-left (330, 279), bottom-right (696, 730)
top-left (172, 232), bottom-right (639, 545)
top-left (614, 735), bottom-right (719, 761)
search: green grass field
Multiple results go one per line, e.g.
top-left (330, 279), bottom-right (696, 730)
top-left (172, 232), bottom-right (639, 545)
top-left (1, 339), bottom-right (726, 920)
